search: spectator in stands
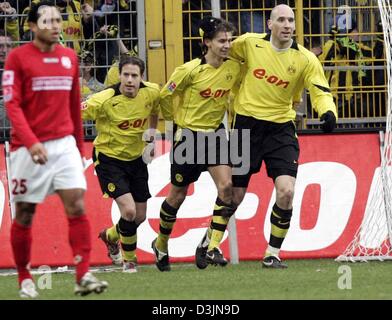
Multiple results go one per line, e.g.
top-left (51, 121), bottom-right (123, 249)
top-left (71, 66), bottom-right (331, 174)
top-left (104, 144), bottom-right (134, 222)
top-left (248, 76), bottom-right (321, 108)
top-left (0, 1), bottom-right (19, 41)
top-left (0, 29), bottom-right (11, 72)
top-left (85, 24), bottom-right (119, 83)
top-left (373, 20), bottom-right (386, 117)
top-left (94, 0), bottom-right (131, 27)
top-left (318, 19), bottom-right (368, 120)
top-left (0, 30), bottom-right (11, 138)
top-left (53, 0), bottom-right (87, 54)
top-left (79, 50), bottom-right (105, 99)
top-left (80, 0), bottom-right (134, 84)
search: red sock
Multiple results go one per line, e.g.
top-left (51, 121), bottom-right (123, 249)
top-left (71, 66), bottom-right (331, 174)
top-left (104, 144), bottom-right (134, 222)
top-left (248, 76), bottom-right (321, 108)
top-left (68, 215), bottom-right (91, 283)
top-left (11, 221), bottom-right (33, 286)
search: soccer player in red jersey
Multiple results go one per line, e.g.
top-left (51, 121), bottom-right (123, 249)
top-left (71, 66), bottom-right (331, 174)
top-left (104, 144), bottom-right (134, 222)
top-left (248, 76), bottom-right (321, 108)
top-left (2, 1), bottom-right (108, 298)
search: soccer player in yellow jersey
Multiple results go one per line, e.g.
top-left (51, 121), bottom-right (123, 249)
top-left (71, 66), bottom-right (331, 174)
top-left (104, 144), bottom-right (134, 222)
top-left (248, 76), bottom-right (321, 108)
top-left (228, 4), bottom-right (338, 268)
top-left (151, 17), bottom-right (240, 271)
top-left (82, 56), bottom-right (160, 273)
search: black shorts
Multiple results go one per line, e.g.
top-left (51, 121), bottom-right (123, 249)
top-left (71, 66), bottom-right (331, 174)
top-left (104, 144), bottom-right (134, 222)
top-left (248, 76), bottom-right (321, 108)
top-left (93, 149), bottom-right (151, 202)
top-left (170, 124), bottom-right (230, 187)
top-left (231, 114), bottom-right (299, 188)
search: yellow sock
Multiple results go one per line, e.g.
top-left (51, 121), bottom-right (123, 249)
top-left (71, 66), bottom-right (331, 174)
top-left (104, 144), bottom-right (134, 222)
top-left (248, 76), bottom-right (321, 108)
top-left (118, 218), bottom-right (138, 262)
top-left (106, 224), bottom-right (119, 243)
top-left (120, 234), bottom-right (137, 262)
top-left (207, 198), bottom-right (231, 251)
top-left (207, 226), bottom-right (212, 239)
top-left (208, 215), bottom-right (229, 251)
top-left (268, 204), bottom-right (292, 251)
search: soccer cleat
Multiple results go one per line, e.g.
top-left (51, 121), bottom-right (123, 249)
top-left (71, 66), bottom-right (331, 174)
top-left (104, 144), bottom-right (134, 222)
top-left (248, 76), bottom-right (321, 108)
top-left (151, 238), bottom-right (171, 272)
top-left (19, 279), bottom-right (39, 298)
top-left (262, 255), bottom-right (288, 269)
top-left (205, 247), bottom-right (228, 266)
top-left (98, 229), bottom-right (122, 265)
top-left (74, 272), bottom-right (108, 296)
top-left (195, 233), bottom-right (209, 269)
top-left (123, 260), bottom-right (138, 273)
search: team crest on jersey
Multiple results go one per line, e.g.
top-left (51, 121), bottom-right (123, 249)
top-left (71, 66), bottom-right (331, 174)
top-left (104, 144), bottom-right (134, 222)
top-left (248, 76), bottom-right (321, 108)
top-left (2, 70), bottom-right (14, 86)
top-left (108, 183), bottom-right (116, 192)
top-left (168, 81), bottom-right (177, 92)
top-left (175, 174), bottom-right (183, 183)
top-left (61, 56), bottom-right (72, 69)
top-left (226, 73), bottom-right (233, 81)
top-left (287, 65), bottom-right (296, 74)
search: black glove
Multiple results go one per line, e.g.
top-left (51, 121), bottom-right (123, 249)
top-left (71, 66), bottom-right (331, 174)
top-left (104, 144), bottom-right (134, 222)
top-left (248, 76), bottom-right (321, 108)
top-left (320, 111), bottom-right (336, 133)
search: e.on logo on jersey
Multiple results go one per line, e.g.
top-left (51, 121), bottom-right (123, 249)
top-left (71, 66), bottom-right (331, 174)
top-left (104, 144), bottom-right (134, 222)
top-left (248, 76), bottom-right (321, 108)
top-left (199, 88), bottom-right (230, 99)
top-left (63, 27), bottom-right (81, 36)
top-left (253, 68), bottom-right (290, 88)
top-left (118, 118), bottom-right (148, 130)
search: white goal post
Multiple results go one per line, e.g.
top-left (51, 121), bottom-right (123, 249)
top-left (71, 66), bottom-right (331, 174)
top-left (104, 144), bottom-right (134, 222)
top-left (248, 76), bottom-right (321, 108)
top-left (4, 141), bottom-right (15, 220)
top-left (336, 0), bottom-right (392, 262)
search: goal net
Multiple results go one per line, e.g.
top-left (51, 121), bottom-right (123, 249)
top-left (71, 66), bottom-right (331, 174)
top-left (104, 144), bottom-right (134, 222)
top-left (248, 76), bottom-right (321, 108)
top-left (336, 0), bottom-right (392, 262)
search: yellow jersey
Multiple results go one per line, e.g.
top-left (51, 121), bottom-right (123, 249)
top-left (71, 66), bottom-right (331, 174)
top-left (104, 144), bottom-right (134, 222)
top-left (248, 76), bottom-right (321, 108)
top-left (82, 82), bottom-right (160, 161)
top-left (230, 33), bottom-right (337, 122)
top-left (61, 1), bottom-right (84, 54)
top-left (160, 57), bottom-right (241, 131)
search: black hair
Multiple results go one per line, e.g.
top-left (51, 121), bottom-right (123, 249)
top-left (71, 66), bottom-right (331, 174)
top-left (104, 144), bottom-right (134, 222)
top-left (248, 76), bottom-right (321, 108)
top-left (199, 16), bottom-right (236, 40)
top-left (28, 1), bottom-right (58, 23)
top-left (198, 16), bottom-right (236, 55)
top-left (119, 55), bottom-right (145, 75)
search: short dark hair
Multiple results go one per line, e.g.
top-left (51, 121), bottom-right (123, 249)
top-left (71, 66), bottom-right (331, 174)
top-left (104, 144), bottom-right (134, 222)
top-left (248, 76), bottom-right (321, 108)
top-left (198, 17), bottom-right (236, 55)
top-left (119, 56), bottom-right (145, 75)
top-left (28, 1), bottom-right (57, 23)
top-left (199, 16), bottom-right (236, 40)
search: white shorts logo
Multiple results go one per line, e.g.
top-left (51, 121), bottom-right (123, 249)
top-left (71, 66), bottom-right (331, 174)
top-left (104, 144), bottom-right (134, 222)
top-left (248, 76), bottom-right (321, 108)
top-left (2, 70), bottom-right (14, 86)
top-left (61, 56), bottom-right (72, 69)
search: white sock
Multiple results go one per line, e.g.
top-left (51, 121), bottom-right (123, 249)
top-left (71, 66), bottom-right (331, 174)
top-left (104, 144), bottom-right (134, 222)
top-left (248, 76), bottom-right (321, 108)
top-left (265, 245), bottom-right (280, 257)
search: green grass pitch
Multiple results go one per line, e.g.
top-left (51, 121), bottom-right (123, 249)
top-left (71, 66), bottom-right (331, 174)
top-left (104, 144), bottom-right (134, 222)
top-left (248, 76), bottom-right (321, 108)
top-left (1, 259), bottom-right (392, 300)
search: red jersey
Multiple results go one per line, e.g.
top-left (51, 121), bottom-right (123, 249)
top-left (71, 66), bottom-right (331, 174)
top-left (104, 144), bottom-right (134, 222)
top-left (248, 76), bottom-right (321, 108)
top-left (2, 42), bottom-right (83, 155)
